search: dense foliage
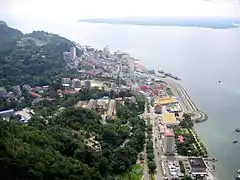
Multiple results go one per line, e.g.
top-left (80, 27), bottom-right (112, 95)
top-left (0, 24), bottom-right (82, 86)
top-left (0, 97), bottom-right (146, 179)
top-left (0, 21), bottom-right (23, 53)
top-left (174, 114), bottom-right (207, 157)
top-left (146, 117), bottom-right (156, 173)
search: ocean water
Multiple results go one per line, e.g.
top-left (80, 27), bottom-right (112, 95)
top-left (6, 19), bottom-right (240, 180)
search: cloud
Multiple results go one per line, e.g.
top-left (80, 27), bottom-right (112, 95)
top-left (1, 0), bottom-right (240, 24)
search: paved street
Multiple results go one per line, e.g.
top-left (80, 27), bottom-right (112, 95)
top-left (143, 144), bottom-right (149, 180)
top-left (143, 103), bottom-right (149, 180)
top-left (149, 106), bottom-right (165, 180)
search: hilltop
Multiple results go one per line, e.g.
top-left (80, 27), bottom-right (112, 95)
top-left (0, 22), bottom-right (80, 86)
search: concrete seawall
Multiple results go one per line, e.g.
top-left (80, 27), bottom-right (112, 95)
top-left (168, 82), bottom-right (207, 123)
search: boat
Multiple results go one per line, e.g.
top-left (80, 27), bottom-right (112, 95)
top-left (218, 80), bottom-right (222, 83)
top-left (233, 140), bottom-right (238, 144)
top-left (165, 73), bottom-right (181, 80)
top-left (234, 169), bottom-right (240, 180)
top-left (158, 70), bottom-right (164, 74)
top-left (235, 128), bottom-right (240, 132)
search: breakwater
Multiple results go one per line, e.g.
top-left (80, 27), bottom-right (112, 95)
top-left (169, 82), bottom-right (207, 123)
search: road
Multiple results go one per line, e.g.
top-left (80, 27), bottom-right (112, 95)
top-left (142, 103), bottom-right (149, 180)
top-left (149, 106), bottom-right (165, 180)
top-left (142, 144), bottom-right (149, 180)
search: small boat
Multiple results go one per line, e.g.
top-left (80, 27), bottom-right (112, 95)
top-left (233, 140), bottom-right (238, 144)
top-left (218, 80), bottom-right (222, 83)
top-left (158, 70), bottom-right (164, 74)
top-left (235, 128), bottom-right (240, 132)
top-left (234, 169), bottom-right (240, 180)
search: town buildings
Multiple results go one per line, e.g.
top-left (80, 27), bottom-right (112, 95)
top-left (63, 47), bottom-right (79, 69)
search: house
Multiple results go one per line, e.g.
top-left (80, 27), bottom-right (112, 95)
top-left (29, 91), bottom-right (42, 98)
top-left (87, 99), bottom-right (96, 109)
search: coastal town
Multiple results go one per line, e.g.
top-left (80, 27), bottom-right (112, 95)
top-left (0, 44), bottom-right (217, 180)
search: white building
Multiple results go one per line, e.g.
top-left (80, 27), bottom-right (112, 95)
top-left (70, 47), bottom-right (77, 59)
top-left (163, 129), bottom-right (175, 155)
top-left (62, 78), bottom-right (71, 85)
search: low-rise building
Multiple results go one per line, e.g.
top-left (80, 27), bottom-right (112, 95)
top-left (161, 106), bottom-right (179, 126)
top-left (188, 158), bottom-right (208, 178)
top-left (106, 99), bottom-right (116, 120)
top-left (87, 99), bottom-right (96, 109)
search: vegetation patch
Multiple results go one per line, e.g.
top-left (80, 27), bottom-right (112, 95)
top-left (173, 114), bottom-right (207, 157)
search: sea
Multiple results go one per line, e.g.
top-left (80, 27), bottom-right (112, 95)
top-left (6, 19), bottom-right (240, 180)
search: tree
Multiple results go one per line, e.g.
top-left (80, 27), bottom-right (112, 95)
top-left (148, 161), bottom-right (156, 173)
top-left (178, 146), bottom-right (188, 155)
top-left (180, 113), bottom-right (194, 129)
top-left (147, 153), bottom-right (155, 161)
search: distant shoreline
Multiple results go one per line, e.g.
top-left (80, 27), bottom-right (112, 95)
top-left (78, 17), bottom-right (240, 29)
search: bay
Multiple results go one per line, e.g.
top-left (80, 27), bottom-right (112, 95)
top-left (7, 19), bottom-right (240, 180)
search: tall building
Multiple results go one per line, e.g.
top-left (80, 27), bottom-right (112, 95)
top-left (70, 47), bottom-right (77, 59)
top-left (163, 129), bottom-right (175, 155)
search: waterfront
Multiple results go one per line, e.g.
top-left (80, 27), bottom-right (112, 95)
top-left (4, 19), bottom-right (240, 179)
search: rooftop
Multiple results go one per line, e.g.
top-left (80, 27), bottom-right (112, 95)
top-left (164, 129), bottom-right (174, 137)
top-left (155, 97), bottom-right (176, 105)
top-left (161, 111), bottom-right (177, 125)
top-left (189, 158), bottom-right (207, 169)
top-left (178, 135), bottom-right (185, 143)
top-left (0, 109), bottom-right (14, 115)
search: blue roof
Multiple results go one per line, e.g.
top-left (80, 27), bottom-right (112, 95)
top-left (0, 109), bottom-right (14, 114)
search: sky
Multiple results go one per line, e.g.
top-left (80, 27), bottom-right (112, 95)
top-left (1, 0), bottom-right (240, 24)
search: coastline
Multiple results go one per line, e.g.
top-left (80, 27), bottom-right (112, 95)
top-left (168, 81), bottom-right (207, 123)
top-left (167, 80), bottom-right (219, 179)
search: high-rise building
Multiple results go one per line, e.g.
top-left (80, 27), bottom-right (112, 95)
top-left (163, 129), bottom-right (175, 155)
top-left (70, 47), bottom-right (77, 59)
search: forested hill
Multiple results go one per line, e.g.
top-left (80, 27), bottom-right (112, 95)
top-left (0, 22), bottom-right (79, 86)
top-left (0, 21), bottom-right (23, 53)
top-left (0, 21), bottom-right (22, 39)
top-left (0, 97), bottom-right (146, 180)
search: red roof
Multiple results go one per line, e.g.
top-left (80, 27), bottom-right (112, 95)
top-left (63, 90), bottom-right (75, 95)
top-left (178, 135), bottom-right (185, 143)
top-left (164, 129), bottom-right (174, 137)
top-left (29, 91), bottom-right (42, 98)
top-left (139, 85), bottom-right (148, 91)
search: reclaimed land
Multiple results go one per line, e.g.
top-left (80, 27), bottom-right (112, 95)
top-left (169, 82), bottom-right (208, 123)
